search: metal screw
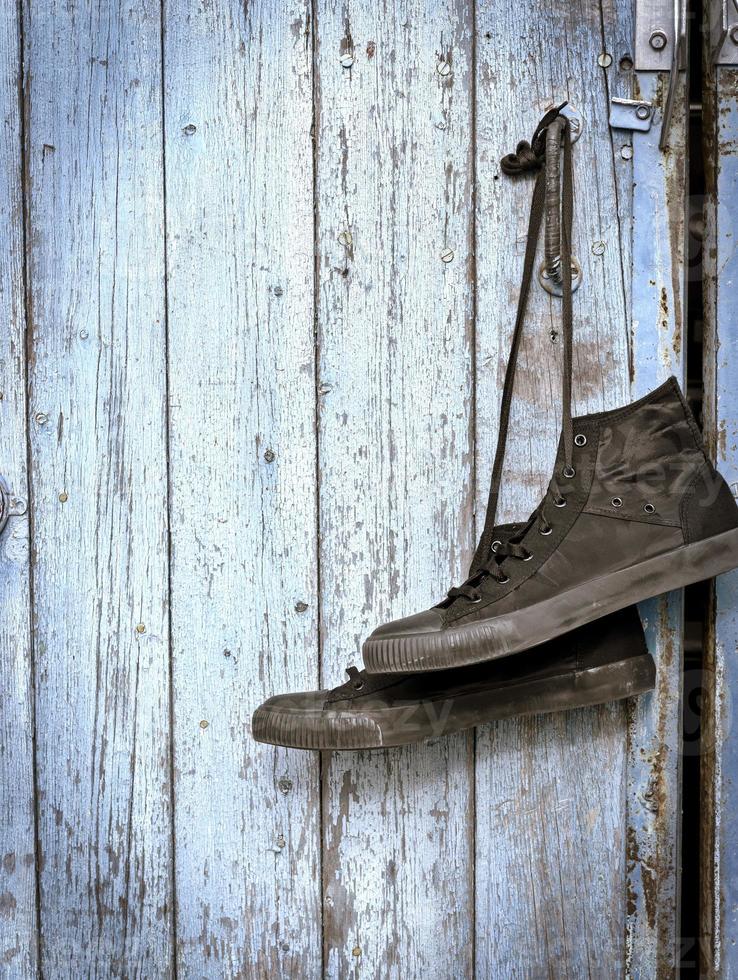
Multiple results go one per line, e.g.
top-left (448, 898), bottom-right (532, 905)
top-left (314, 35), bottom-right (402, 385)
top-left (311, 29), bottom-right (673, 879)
top-left (440, 247), bottom-right (454, 263)
top-left (730, 25), bottom-right (738, 45)
top-left (135, 622), bottom-right (146, 634)
top-left (200, 719), bottom-right (209, 729)
top-left (598, 52), bottom-right (612, 68)
top-left (183, 123), bottom-right (197, 136)
top-left (278, 777), bottom-right (293, 794)
top-left (635, 104), bottom-right (651, 120)
top-left (620, 145), bottom-right (634, 160)
top-left (264, 448), bottom-right (275, 463)
top-left (436, 60), bottom-right (451, 77)
top-left (338, 230), bottom-right (353, 248)
top-left (35, 412), bottom-right (48, 425)
top-left (58, 491), bottom-right (68, 503)
top-left (649, 30), bottom-right (668, 51)
top-left (79, 329), bottom-right (89, 339)
top-left (352, 946), bottom-right (362, 957)
top-left (591, 240), bottom-right (606, 256)
top-left (295, 601), bottom-right (308, 613)
top-left (273, 285), bottom-right (283, 297)
top-left (276, 834), bottom-right (286, 849)
top-left (340, 53), bottom-right (354, 68)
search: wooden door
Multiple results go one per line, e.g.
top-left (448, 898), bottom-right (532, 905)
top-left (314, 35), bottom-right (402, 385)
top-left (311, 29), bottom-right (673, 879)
top-left (0, 1), bottom-right (692, 976)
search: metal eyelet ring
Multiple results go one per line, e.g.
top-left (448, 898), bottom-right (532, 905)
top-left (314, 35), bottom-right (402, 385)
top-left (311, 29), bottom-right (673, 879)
top-left (522, 551), bottom-right (534, 561)
top-left (612, 497), bottom-right (623, 508)
top-left (470, 593), bottom-right (482, 603)
top-left (574, 434), bottom-right (587, 447)
top-left (563, 465), bottom-right (576, 479)
top-left (498, 575), bottom-right (510, 585)
top-left (644, 502), bottom-right (655, 514)
top-left (553, 496), bottom-right (567, 508)
top-left (354, 681), bottom-right (365, 691)
top-left (491, 539), bottom-right (502, 553)
top-left (539, 525), bottom-right (553, 536)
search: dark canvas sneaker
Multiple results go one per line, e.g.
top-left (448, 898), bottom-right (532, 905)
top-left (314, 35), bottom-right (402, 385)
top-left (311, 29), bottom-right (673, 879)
top-left (363, 377), bottom-right (738, 673)
top-left (362, 107), bottom-right (738, 674)
top-left (252, 607), bottom-right (654, 751)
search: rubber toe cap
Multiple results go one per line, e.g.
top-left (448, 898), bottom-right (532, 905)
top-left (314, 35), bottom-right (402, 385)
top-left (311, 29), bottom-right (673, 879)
top-left (369, 608), bottom-right (444, 640)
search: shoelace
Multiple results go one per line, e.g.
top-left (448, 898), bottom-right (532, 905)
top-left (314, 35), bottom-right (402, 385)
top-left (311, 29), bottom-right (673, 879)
top-left (445, 106), bottom-right (575, 604)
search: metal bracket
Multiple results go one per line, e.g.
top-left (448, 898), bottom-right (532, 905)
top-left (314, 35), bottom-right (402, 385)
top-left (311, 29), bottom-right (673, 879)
top-left (609, 98), bottom-right (654, 132)
top-left (710, 0), bottom-right (738, 64)
top-left (635, 0), bottom-right (687, 150)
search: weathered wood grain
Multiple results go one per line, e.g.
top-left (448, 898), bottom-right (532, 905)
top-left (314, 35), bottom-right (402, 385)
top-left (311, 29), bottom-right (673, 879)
top-left (315, 1), bottom-right (475, 976)
top-left (163, 1), bottom-right (321, 975)
top-left (0, 5), bottom-right (37, 976)
top-left (473, 1), bottom-right (635, 972)
top-left (701, 58), bottom-right (738, 980)
top-left (24, 1), bottom-right (172, 974)
top-left (626, 66), bottom-right (688, 978)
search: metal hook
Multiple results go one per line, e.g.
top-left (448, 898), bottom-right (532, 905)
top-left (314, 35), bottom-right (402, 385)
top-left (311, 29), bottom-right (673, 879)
top-left (538, 115), bottom-right (582, 297)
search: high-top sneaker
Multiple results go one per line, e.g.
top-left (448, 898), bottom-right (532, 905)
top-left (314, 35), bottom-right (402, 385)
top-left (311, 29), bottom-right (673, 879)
top-left (362, 107), bottom-right (738, 674)
top-left (363, 377), bottom-right (738, 673)
top-left (252, 606), bottom-right (654, 750)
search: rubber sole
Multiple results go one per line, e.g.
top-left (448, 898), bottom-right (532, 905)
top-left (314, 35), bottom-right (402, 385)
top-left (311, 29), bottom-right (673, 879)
top-left (363, 526), bottom-right (738, 673)
top-left (251, 653), bottom-right (656, 750)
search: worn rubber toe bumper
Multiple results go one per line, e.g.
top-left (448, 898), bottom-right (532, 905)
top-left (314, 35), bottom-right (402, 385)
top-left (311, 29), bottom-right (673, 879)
top-left (363, 378), bottom-right (738, 673)
top-left (252, 608), bottom-right (655, 750)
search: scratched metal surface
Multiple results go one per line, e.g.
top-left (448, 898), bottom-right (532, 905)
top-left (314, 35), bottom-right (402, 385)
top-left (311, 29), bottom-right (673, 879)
top-left (702, 57), bottom-right (738, 980)
top-left (626, 66), bottom-right (689, 978)
top-left (0, 1), bottom-right (695, 977)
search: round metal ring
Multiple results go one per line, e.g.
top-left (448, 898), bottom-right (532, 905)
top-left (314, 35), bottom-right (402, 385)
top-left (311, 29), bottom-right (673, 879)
top-left (353, 680), bottom-right (365, 691)
top-left (498, 575), bottom-right (510, 585)
top-left (644, 502), bottom-right (655, 514)
top-left (539, 525), bottom-right (553, 536)
top-left (470, 593), bottom-right (482, 603)
top-left (612, 496), bottom-right (623, 508)
top-left (553, 496), bottom-right (567, 508)
top-left (574, 434), bottom-right (587, 447)
top-left (522, 551), bottom-right (534, 561)
top-left (563, 465), bottom-right (576, 479)
top-left (491, 539), bottom-right (501, 553)
top-left (538, 256), bottom-right (583, 297)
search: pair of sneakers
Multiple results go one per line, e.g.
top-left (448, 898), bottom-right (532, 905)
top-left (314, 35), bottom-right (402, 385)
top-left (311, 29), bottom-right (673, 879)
top-left (253, 108), bottom-right (738, 751)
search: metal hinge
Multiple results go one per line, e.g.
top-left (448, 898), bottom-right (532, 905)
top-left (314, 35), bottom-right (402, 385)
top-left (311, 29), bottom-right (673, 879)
top-left (609, 97), bottom-right (654, 132)
top-left (635, 0), bottom-right (687, 150)
top-left (710, 0), bottom-right (738, 64)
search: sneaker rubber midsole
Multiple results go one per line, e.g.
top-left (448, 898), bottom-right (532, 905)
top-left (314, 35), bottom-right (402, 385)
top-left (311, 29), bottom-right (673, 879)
top-left (362, 526), bottom-right (738, 673)
top-left (251, 654), bottom-right (655, 750)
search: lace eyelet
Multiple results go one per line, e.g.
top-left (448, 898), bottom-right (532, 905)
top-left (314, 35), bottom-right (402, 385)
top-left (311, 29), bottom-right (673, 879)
top-left (553, 496), bottom-right (567, 508)
top-left (469, 593), bottom-right (482, 603)
top-left (574, 434), bottom-right (587, 447)
top-left (498, 575), bottom-right (510, 585)
top-left (644, 502), bottom-right (655, 514)
top-left (491, 539), bottom-right (501, 553)
top-left (353, 681), bottom-right (365, 691)
top-left (563, 465), bottom-right (576, 479)
top-left (539, 525), bottom-right (553, 536)
top-left (522, 551), bottom-right (534, 561)
top-left (612, 497), bottom-right (623, 508)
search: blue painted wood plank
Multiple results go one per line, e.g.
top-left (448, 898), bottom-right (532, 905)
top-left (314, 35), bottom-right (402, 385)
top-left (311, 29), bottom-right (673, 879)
top-left (24, 1), bottom-right (173, 973)
top-left (702, 60), bottom-right (738, 980)
top-left (315, 1), bottom-right (475, 976)
top-left (0, 5), bottom-right (37, 976)
top-left (473, 1), bottom-right (636, 973)
top-left (626, 67), bottom-right (688, 978)
top-left (163, 1), bottom-right (322, 974)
